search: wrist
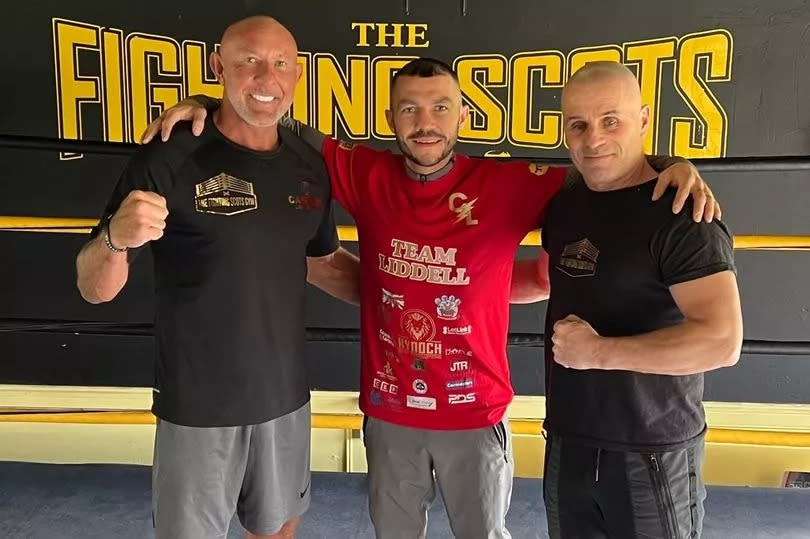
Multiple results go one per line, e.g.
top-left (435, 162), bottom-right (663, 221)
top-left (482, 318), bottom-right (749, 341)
top-left (103, 218), bottom-right (128, 254)
top-left (594, 336), bottom-right (614, 369)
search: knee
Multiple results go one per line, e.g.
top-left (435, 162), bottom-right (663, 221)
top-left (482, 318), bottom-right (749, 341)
top-left (246, 516), bottom-right (300, 539)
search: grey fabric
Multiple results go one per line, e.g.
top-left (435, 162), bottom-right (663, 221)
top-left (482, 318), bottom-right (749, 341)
top-left (364, 416), bottom-right (513, 539)
top-left (152, 401), bottom-right (311, 538)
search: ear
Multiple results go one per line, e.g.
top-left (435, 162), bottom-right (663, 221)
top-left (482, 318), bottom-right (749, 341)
top-left (210, 51), bottom-right (224, 84)
top-left (295, 60), bottom-right (303, 82)
top-left (459, 103), bottom-right (470, 129)
top-left (640, 104), bottom-right (651, 136)
top-left (385, 109), bottom-right (394, 134)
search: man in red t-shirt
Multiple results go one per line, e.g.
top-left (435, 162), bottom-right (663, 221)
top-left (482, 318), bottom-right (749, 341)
top-left (146, 57), bottom-right (718, 539)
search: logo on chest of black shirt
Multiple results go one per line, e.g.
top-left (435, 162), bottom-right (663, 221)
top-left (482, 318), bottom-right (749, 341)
top-left (288, 180), bottom-right (325, 211)
top-left (194, 173), bottom-right (258, 216)
top-left (557, 238), bottom-right (599, 278)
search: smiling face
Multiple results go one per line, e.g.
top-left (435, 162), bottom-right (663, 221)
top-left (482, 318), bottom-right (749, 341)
top-left (385, 73), bottom-right (469, 175)
top-left (210, 17), bottom-right (301, 128)
top-left (562, 63), bottom-right (650, 190)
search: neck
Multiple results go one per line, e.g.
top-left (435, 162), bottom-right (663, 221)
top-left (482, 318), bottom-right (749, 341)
top-left (405, 152), bottom-right (455, 177)
top-left (584, 157), bottom-right (658, 192)
top-left (214, 101), bottom-right (280, 152)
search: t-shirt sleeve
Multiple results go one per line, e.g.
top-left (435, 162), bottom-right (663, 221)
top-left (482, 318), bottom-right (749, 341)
top-left (89, 144), bottom-right (175, 261)
top-left (306, 196), bottom-right (340, 257)
top-left (651, 207), bottom-right (736, 287)
top-left (320, 137), bottom-right (377, 218)
top-left (503, 162), bottom-right (567, 233)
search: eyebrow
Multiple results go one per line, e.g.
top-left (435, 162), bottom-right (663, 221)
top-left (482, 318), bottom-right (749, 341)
top-left (566, 109), bottom-right (620, 121)
top-left (396, 97), bottom-right (452, 106)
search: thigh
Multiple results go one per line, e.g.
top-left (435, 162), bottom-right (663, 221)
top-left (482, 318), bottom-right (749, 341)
top-left (152, 419), bottom-right (248, 539)
top-left (543, 435), bottom-right (609, 539)
top-left (608, 442), bottom-right (705, 539)
top-left (431, 418), bottom-right (514, 539)
top-left (237, 402), bottom-right (312, 536)
top-left (364, 416), bottom-right (436, 539)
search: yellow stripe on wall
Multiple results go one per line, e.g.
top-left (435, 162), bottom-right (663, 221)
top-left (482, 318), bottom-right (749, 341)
top-left (1, 216), bottom-right (808, 250)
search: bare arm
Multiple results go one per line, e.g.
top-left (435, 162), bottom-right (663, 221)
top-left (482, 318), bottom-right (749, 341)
top-left (76, 234), bottom-right (129, 304)
top-left (307, 247), bottom-right (361, 306)
top-left (599, 271), bottom-right (742, 374)
top-left (510, 250), bottom-right (550, 304)
top-left (553, 271), bottom-right (742, 375)
top-left (75, 190), bottom-right (168, 304)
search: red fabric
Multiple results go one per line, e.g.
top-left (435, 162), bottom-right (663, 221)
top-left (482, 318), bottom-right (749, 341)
top-left (323, 137), bottom-right (564, 429)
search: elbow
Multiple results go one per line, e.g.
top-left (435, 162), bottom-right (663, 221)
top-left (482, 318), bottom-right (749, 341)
top-left (76, 277), bottom-right (117, 304)
top-left (716, 324), bottom-right (743, 368)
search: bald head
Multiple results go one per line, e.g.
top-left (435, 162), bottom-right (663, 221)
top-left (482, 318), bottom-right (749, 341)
top-left (220, 16), bottom-right (297, 54)
top-left (561, 61), bottom-right (653, 190)
top-left (563, 61), bottom-right (641, 108)
top-left (211, 15), bottom-right (302, 130)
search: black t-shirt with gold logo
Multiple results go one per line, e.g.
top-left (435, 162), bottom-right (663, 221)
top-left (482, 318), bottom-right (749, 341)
top-left (94, 117), bottom-right (338, 427)
top-left (541, 178), bottom-right (735, 452)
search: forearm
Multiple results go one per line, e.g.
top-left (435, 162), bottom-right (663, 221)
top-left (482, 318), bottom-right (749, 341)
top-left (510, 255), bottom-right (550, 304)
top-left (647, 154), bottom-right (688, 171)
top-left (598, 320), bottom-right (742, 375)
top-left (76, 236), bottom-right (130, 304)
top-left (307, 248), bottom-right (360, 305)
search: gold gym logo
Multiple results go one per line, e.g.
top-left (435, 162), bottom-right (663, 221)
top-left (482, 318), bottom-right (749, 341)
top-left (558, 238), bottom-right (599, 278)
top-left (195, 173), bottom-right (258, 216)
top-left (398, 309), bottom-right (442, 359)
top-left (449, 192), bottom-right (479, 226)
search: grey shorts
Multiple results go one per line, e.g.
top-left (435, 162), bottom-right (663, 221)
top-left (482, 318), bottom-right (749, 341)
top-left (363, 415), bottom-right (514, 539)
top-left (152, 401), bottom-right (311, 539)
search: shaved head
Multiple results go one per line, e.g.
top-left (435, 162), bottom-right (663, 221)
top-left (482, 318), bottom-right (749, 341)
top-left (563, 61), bottom-right (642, 109)
top-left (561, 61), bottom-right (654, 190)
top-left (220, 16), bottom-right (297, 54)
top-left (210, 15), bottom-right (302, 131)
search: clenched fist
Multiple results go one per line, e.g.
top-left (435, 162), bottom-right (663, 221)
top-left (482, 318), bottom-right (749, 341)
top-left (551, 314), bottom-right (604, 370)
top-left (108, 190), bottom-right (168, 249)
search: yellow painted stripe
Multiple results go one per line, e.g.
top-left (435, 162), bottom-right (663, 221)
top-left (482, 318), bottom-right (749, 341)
top-left (2, 411), bottom-right (809, 447)
top-left (1, 216), bottom-right (809, 250)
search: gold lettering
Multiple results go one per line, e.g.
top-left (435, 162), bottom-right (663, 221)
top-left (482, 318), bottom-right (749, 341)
top-left (314, 54), bottom-right (369, 138)
top-left (53, 19), bottom-right (101, 159)
top-left (372, 56), bottom-right (417, 138)
top-left (126, 33), bottom-right (182, 141)
top-left (351, 23), bottom-right (375, 47)
top-left (183, 40), bottom-right (222, 100)
top-left (671, 30), bottom-right (732, 158)
top-left (101, 28), bottom-right (126, 143)
top-left (509, 51), bottom-right (564, 148)
top-left (624, 38), bottom-right (677, 154)
top-left (375, 23), bottom-right (404, 48)
top-left (432, 246), bottom-right (457, 266)
top-left (455, 55), bottom-right (507, 144)
top-left (410, 262), bottom-right (429, 281)
top-left (406, 24), bottom-right (430, 48)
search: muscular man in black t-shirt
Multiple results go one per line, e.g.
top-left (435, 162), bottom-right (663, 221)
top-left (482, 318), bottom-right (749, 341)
top-left (76, 16), bottom-right (360, 539)
top-left (513, 62), bottom-right (743, 538)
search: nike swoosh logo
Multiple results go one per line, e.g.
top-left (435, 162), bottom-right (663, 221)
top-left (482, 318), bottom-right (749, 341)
top-left (299, 480), bottom-right (310, 498)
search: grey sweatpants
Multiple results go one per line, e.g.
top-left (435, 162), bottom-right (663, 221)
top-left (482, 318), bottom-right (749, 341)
top-left (364, 415), bottom-right (514, 539)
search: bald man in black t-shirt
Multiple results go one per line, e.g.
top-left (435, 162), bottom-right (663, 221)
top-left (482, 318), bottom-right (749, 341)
top-left (513, 62), bottom-right (743, 538)
top-left (76, 16), bottom-right (360, 539)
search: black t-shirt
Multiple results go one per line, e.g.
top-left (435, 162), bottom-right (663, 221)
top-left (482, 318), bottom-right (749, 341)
top-left (541, 178), bottom-right (735, 452)
top-left (93, 117), bottom-right (339, 427)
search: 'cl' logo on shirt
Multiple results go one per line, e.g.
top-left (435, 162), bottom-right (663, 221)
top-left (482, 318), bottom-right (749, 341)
top-left (449, 193), bottom-right (479, 226)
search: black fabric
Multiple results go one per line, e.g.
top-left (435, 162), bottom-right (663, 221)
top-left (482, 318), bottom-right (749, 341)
top-left (91, 116), bottom-right (338, 426)
top-left (541, 178), bottom-right (735, 451)
top-left (542, 434), bottom-right (706, 539)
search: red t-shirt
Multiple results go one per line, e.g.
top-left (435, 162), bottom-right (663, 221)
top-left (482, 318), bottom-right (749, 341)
top-left (322, 137), bottom-right (564, 430)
